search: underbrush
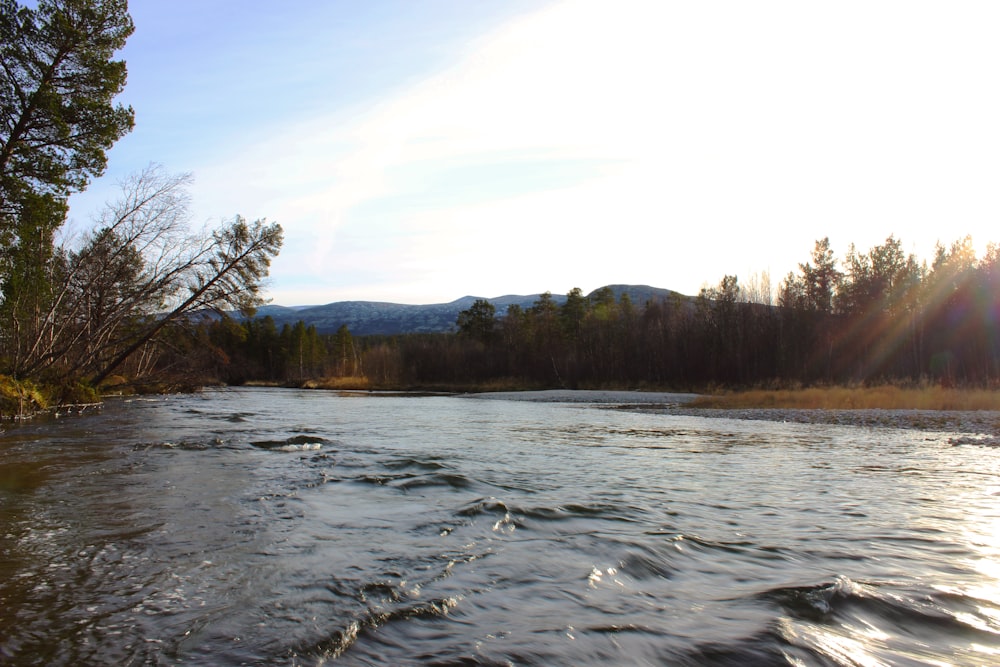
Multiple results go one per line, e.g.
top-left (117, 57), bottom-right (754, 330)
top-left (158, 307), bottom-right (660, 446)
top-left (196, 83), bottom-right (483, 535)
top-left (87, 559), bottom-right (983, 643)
top-left (0, 375), bottom-right (48, 418)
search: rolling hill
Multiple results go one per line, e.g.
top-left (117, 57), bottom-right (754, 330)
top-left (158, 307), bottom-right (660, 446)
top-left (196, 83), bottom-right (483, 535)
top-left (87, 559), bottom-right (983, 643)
top-left (253, 285), bottom-right (686, 335)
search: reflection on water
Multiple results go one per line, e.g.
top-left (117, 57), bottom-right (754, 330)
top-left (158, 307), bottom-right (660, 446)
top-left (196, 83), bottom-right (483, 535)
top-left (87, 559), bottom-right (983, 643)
top-left (955, 473), bottom-right (1000, 658)
top-left (0, 387), bottom-right (998, 666)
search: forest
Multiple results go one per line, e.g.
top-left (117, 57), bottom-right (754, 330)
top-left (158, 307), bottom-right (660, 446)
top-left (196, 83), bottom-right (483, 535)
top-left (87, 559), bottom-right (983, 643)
top-left (191, 234), bottom-right (1000, 391)
top-left (2, 2), bottom-right (999, 414)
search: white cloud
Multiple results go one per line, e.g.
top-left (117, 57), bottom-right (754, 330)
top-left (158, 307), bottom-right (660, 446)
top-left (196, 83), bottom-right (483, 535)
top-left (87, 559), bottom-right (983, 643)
top-left (148, 0), bottom-right (1000, 304)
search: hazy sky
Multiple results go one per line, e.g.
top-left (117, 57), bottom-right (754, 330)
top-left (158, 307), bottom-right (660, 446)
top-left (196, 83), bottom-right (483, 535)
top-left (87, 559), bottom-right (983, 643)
top-left (67, 1), bottom-right (1000, 306)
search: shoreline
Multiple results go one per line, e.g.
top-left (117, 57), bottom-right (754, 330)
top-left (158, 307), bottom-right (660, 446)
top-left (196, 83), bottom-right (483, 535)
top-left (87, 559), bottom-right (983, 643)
top-left (463, 389), bottom-right (1000, 440)
top-left (657, 406), bottom-right (1000, 440)
top-left (462, 389), bottom-right (701, 405)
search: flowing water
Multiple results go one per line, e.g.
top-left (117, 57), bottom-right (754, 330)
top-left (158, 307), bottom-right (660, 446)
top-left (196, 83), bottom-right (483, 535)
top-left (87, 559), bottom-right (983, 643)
top-left (1, 388), bottom-right (998, 666)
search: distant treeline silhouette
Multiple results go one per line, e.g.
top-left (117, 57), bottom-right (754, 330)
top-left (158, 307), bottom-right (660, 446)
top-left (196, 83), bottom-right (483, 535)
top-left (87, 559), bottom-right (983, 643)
top-left (184, 235), bottom-right (999, 389)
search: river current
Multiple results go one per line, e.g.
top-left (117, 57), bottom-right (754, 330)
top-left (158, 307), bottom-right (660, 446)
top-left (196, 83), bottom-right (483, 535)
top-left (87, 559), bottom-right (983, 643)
top-left (1, 388), bottom-right (998, 666)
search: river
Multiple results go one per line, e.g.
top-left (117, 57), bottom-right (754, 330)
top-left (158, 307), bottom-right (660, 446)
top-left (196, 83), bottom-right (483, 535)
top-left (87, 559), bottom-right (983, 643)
top-left (1, 388), bottom-right (998, 665)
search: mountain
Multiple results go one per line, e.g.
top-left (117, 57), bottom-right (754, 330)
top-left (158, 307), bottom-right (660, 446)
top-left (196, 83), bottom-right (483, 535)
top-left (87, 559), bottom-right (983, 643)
top-left (253, 295), bottom-right (558, 336)
top-left (252, 284), bottom-right (687, 336)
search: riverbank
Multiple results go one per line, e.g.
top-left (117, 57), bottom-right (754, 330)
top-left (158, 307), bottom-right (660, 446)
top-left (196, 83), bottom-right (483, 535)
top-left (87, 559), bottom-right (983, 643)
top-left (462, 389), bottom-right (701, 405)
top-left (690, 385), bottom-right (1000, 411)
top-left (463, 388), bottom-right (1000, 442)
top-left (661, 406), bottom-right (1000, 441)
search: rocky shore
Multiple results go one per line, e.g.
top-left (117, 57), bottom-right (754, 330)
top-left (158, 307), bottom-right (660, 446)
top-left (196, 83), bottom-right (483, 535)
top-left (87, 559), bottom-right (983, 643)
top-left (656, 406), bottom-right (1000, 440)
top-left (466, 389), bottom-right (1000, 444)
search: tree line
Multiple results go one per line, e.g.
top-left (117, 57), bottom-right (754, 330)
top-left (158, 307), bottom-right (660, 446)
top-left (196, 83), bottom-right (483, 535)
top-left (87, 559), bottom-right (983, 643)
top-left (195, 234), bottom-right (1000, 390)
top-left (1, 1), bottom-right (281, 409)
top-left (4, 2), bottom-right (996, 403)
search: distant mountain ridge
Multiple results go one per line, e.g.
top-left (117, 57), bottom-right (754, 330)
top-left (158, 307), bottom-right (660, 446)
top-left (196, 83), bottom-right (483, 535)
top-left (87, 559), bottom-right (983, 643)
top-left (254, 284), bottom-right (685, 336)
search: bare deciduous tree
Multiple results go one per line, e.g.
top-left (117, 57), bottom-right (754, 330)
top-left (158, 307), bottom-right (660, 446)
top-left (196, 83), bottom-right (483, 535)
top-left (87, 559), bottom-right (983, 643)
top-left (4, 164), bottom-right (283, 385)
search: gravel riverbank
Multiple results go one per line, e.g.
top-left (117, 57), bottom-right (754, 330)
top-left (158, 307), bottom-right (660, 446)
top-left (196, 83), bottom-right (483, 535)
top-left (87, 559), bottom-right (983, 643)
top-left (463, 389), bottom-right (701, 405)
top-left (465, 389), bottom-right (1000, 443)
top-left (654, 406), bottom-right (1000, 440)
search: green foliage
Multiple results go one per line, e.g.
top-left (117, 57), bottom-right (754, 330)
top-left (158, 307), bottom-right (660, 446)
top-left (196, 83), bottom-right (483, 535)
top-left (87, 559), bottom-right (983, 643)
top-left (282, 321), bottom-right (324, 380)
top-left (332, 324), bottom-right (358, 376)
top-left (51, 379), bottom-right (99, 405)
top-left (0, 0), bottom-right (134, 234)
top-left (780, 237), bottom-right (841, 314)
top-left (0, 374), bottom-right (47, 417)
top-left (0, 4), bottom-right (291, 395)
top-left (1, 0), bottom-right (134, 382)
top-left (456, 298), bottom-right (496, 343)
top-left (560, 287), bottom-right (587, 337)
top-left (0, 190), bottom-right (64, 376)
top-left (838, 235), bottom-right (922, 318)
top-left (201, 216), bottom-right (284, 317)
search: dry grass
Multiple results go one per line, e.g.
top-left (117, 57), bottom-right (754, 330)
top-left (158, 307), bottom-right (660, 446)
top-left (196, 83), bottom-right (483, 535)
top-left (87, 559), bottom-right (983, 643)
top-left (303, 376), bottom-right (372, 390)
top-left (467, 377), bottom-right (548, 392)
top-left (691, 386), bottom-right (1000, 411)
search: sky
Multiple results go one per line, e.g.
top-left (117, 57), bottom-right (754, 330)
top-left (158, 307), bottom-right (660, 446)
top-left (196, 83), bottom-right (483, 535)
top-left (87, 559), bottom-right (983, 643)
top-left (66, 0), bottom-right (1000, 306)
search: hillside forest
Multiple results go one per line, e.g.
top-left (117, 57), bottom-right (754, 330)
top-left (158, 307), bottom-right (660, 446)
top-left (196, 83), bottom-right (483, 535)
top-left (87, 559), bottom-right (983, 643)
top-left (192, 234), bottom-right (1000, 391)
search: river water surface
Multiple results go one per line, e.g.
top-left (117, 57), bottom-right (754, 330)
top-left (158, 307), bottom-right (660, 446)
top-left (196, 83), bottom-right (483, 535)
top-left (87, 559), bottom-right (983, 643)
top-left (1, 388), bottom-right (998, 665)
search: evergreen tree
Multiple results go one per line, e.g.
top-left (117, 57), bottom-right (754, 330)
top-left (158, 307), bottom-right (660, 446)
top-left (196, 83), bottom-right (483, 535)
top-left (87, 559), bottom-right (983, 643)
top-left (560, 287), bottom-right (587, 340)
top-left (332, 324), bottom-right (357, 376)
top-left (0, 0), bottom-right (134, 256)
top-left (800, 237), bottom-right (840, 314)
top-left (456, 298), bottom-right (496, 343)
top-left (1, 0), bottom-right (134, 376)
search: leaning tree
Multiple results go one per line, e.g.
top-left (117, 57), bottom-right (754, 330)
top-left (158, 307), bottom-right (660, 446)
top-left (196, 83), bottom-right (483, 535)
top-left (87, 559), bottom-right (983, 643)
top-left (0, 0), bottom-right (135, 375)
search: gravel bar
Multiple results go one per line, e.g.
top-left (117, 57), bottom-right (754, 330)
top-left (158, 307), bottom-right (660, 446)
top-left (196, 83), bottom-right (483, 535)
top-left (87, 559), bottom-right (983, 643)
top-left (465, 390), bottom-right (1000, 444)
top-left (652, 406), bottom-right (1000, 437)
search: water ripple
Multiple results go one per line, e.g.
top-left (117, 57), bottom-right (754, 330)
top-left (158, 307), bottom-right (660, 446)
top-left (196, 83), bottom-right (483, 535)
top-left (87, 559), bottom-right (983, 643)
top-left (1, 388), bottom-right (998, 665)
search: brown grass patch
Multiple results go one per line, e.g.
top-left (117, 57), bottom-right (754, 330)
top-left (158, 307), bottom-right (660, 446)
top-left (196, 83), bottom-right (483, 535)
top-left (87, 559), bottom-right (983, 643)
top-left (304, 376), bottom-right (372, 390)
top-left (691, 386), bottom-right (1000, 411)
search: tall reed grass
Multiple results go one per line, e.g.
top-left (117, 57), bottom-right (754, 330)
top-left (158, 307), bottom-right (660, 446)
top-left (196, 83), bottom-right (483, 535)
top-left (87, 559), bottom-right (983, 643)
top-left (691, 386), bottom-right (1000, 411)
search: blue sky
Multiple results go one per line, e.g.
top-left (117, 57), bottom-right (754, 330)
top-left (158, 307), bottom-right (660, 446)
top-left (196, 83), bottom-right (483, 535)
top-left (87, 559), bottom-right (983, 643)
top-left (67, 1), bottom-right (1000, 306)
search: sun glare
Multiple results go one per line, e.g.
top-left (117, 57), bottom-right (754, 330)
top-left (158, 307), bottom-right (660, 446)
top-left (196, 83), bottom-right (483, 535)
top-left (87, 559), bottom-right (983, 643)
top-left (167, 0), bottom-right (1000, 305)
